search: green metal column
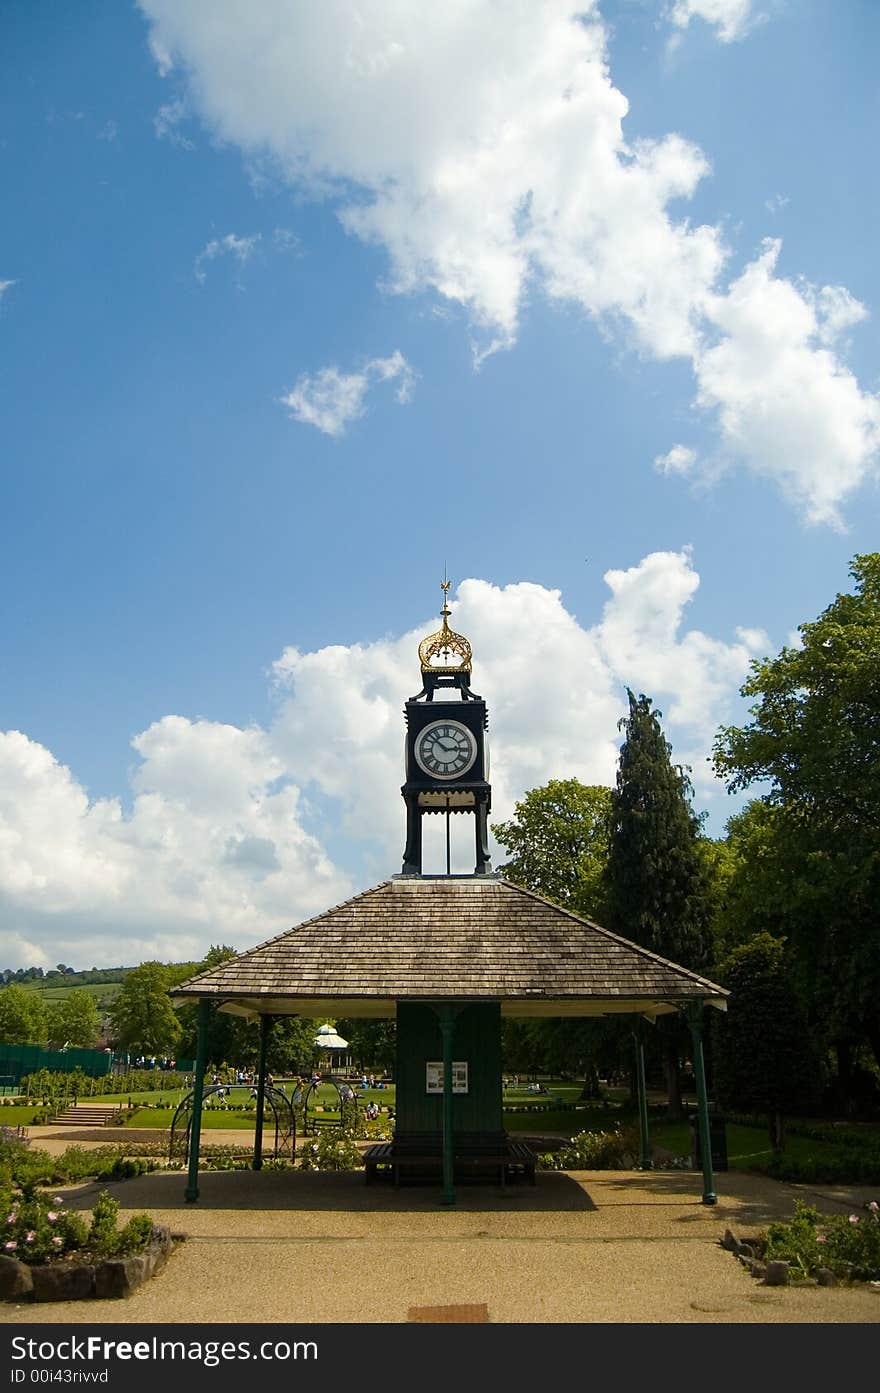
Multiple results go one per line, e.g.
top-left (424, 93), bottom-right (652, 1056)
top-left (438, 1006), bottom-right (456, 1207)
top-left (684, 1002), bottom-right (716, 1206)
top-left (632, 1020), bottom-right (652, 1170)
top-left (252, 1013), bottom-right (273, 1171)
top-left (184, 998), bottom-right (210, 1203)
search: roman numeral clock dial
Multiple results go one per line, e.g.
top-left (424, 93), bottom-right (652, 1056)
top-left (414, 720), bottom-right (477, 779)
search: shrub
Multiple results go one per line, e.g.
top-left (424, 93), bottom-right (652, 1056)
top-left (87, 1190), bottom-right (122, 1255)
top-left (761, 1202), bottom-right (824, 1278)
top-left (537, 1125), bottom-right (639, 1170)
top-left (2, 1186), bottom-right (88, 1263)
top-left (760, 1198), bottom-right (880, 1281)
top-left (298, 1128), bottom-right (362, 1171)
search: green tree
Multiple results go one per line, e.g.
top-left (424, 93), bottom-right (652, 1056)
top-left (46, 990), bottom-right (101, 1048)
top-left (713, 553), bottom-right (880, 1083)
top-left (605, 690), bottom-right (715, 1117)
top-left (338, 1019), bottom-right (396, 1075)
top-left (0, 985), bottom-right (48, 1044)
top-left (492, 779), bottom-right (618, 1091)
top-left (712, 934), bottom-right (819, 1151)
top-left (173, 945), bottom-right (239, 1065)
top-left (108, 962), bottom-right (181, 1055)
top-left (492, 778), bottom-right (611, 919)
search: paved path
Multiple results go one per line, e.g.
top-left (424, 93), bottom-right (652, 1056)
top-left (2, 1160), bottom-right (879, 1324)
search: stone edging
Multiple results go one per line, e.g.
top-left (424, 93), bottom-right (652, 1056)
top-left (0, 1225), bottom-right (176, 1303)
top-left (721, 1228), bottom-right (841, 1288)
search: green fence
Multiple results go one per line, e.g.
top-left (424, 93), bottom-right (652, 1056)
top-left (0, 1044), bottom-right (115, 1084)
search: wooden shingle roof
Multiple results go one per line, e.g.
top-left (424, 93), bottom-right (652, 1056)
top-left (171, 876), bottom-right (728, 1020)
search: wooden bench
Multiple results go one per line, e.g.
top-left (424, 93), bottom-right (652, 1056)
top-left (363, 1132), bottom-right (536, 1187)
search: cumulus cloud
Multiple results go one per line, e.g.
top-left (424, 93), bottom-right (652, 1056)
top-left (654, 444), bottom-right (697, 476)
top-left (0, 554), bottom-right (763, 966)
top-left (0, 722), bottom-right (349, 970)
top-left (138, 1), bottom-right (725, 363)
top-left (136, 3), bottom-right (877, 522)
top-left (0, 280), bottom-right (15, 303)
top-left (194, 232), bottom-right (261, 284)
top-left (665, 0), bottom-right (760, 43)
top-left (692, 241), bottom-right (880, 526)
top-left (280, 351), bottom-right (415, 436)
top-left (270, 550), bottom-right (758, 862)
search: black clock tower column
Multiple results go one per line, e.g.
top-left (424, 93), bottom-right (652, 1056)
top-left (401, 582), bottom-right (492, 876)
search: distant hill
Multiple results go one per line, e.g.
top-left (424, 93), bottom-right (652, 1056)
top-left (2, 966), bottom-right (132, 988)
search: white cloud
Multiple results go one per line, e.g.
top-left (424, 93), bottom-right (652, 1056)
top-left (280, 351), bottom-right (415, 437)
top-left (194, 232), bottom-right (261, 284)
top-left (137, 2), bottom-right (877, 523)
top-left (665, 0), bottom-right (760, 43)
top-left (0, 554), bottom-right (762, 967)
top-left (153, 97), bottom-right (194, 149)
top-left (691, 241), bottom-right (880, 526)
top-left (735, 626), bottom-right (769, 652)
top-left (0, 280), bottom-right (15, 303)
top-left (0, 723), bottom-right (349, 970)
top-left (138, 1), bottom-right (725, 363)
top-left (271, 551), bottom-right (756, 858)
top-left (596, 550), bottom-right (764, 744)
top-left (654, 444), bottom-right (697, 476)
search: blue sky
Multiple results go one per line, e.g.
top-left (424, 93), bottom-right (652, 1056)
top-left (1, 0), bottom-right (877, 969)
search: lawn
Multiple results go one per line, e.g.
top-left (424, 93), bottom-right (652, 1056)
top-left (18, 982), bottom-right (121, 1005)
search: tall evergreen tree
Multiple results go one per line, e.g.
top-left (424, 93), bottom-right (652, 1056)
top-left (605, 690), bottom-right (714, 1116)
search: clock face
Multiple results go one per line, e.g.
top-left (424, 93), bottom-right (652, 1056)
top-left (414, 719), bottom-right (478, 779)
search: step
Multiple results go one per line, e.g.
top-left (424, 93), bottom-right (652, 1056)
top-left (47, 1106), bottom-right (125, 1126)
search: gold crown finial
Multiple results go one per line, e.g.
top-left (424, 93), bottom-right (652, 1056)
top-left (418, 576), bottom-right (472, 674)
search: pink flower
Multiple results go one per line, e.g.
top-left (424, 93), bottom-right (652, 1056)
top-left (849, 1214), bottom-right (859, 1225)
top-left (24, 1231), bottom-right (35, 1244)
top-left (53, 1197), bottom-right (63, 1205)
top-left (868, 1201), bottom-right (878, 1213)
top-left (51, 1236), bottom-right (63, 1248)
top-left (4, 1241), bottom-right (16, 1251)
top-left (817, 1234), bottom-right (827, 1243)
top-left (46, 1213), bottom-right (58, 1223)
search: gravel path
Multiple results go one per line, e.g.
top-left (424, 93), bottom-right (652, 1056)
top-left (2, 1154), bottom-right (878, 1325)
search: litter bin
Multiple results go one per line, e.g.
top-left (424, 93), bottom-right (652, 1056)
top-left (689, 1112), bottom-right (728, 1171)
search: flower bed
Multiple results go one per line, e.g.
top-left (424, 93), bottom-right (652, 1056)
top-left (0, 1223), bottom-right (174, 1302)
top-left (722, 1199), bottom-right (880, 1286)
top-left (0, 1174), bottom-right (176, 1304)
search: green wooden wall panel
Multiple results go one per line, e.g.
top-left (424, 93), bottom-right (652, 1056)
top-left (395, 1001), bottom-right (502, 1132)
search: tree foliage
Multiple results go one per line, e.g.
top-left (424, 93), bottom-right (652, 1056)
top-left (713, 553), bottom-right (880, 1071)
top-left (337, 1019), bottom-right (396, 1073)
top-left (108, 961), bottom-right (181, 1055)
top-left (0, 984), bottom-right (48, 1045)
top-left (46, 990), bottom-right (102, 1048)
top-left (492, 779), bottom-right (611, 919)
top-left (606, 690), bottom-right (713, 970)
top-left (712, 933), bottom-right (820, 1149)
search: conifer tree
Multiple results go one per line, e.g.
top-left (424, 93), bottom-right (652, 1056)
top-left (606, 690), bottom-right (714, 1116)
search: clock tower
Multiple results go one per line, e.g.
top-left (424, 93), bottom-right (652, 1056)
top-left (401, 581), bottom-right (492, 876)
